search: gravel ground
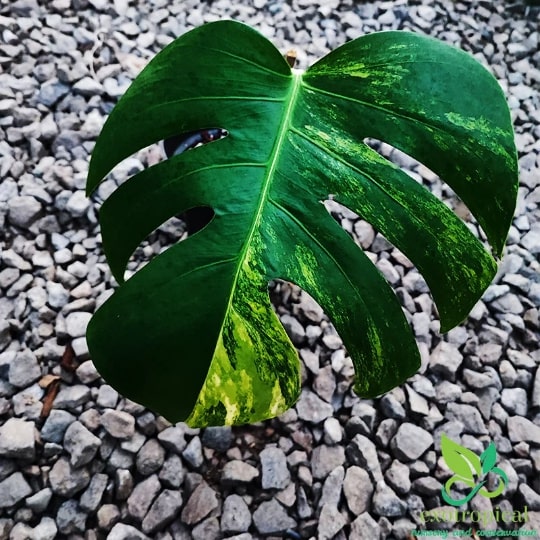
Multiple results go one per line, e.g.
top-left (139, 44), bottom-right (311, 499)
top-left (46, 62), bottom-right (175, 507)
top-left (0, 0), bottom-right (539, 539)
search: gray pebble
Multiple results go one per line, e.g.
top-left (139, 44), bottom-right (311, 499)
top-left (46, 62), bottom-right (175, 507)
top-left (127, 474), bottom-right (161, 521)
top-left (80, 473), bottom-right (108, 512)
top-left (318, 503), bottom-right (346, 540)
top-left (65, 311), bottom-right (92, 338)
top-left (159, 454), bottom-right (185, 489)
top-left (343, 466), bottom-right (373, 515)
top-left (8, 349), bottom-right (41, 388)
top-left (101, 409), bottom-right (135, 439)
top-left (64, 421), bottom-right (101, 467)
top-left (182, 436), bottom-right (203, 468)
top-left (142, 489), bottom-right (183, 534)
top-left (0, 472), bottom-right (32, 508)
top-left (429, 341), bottom-right (463, 381)
top-left (56, 499), bottom-right (87, 534)
top-left (221, 494), bottom-right (251, 534)
top-left (350, 512), bottom-right (381, 540)
top-left (97, 503), bottom-right (121, 530)
top-left (311, 444), bottom-right (345, 480)
top-left (391, 423), bottom-right (433, 461)
top-left (136, 439), bottom-right (165, 476)
top-left (7, 195), bottom-right (42, 228)
top-left (501, 387), bottom-right (528, 416)
top-left (201, 426), bottom-right (232, 452)
top-left (32, 517), bottom-right (57, 540)
top-left (346, 434), bottom-right (383, 483)
top-left (107, 523), bottom-right (151, 540)
top-left (25, 487), bottom-right (52, 513)
top-left (385, 460), bottom-right (411, 496)
top-left (53, 384), bottom-right (91, 409)
top-left (0, 418), bottom-right (35, 459)
top-left (181, 481), bottom-right (218, 525)
top-left (445, 403), bottom-right (488, 434)
top-left (221, 459), bottom-right (259, 485)
top-left (296, 389), bottom-right (333, 423)
top-left (157, 426), bottom-right (187, 453)
top-left (260, 446), bottom-right (290, 489)
top-left (507, 416), bottom-right (540, 445)
top-left (319, 465), bottom-right (344, 508)
top-left (372, 481), bottom-right (407, 517)
top-left (253, 498), bottom-right (296, 535)
top-left (49, 457), bottom-right (90, 496)
top-left (41, 409), bottom-right (76, 443)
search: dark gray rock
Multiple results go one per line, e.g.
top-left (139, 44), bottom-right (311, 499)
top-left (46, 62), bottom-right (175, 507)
top-left (346, 434), bottom-right (383, 483)
top-left (136, 440), bottom-right (165, 476)
top-left (127, 474), bottom-right (161, 521)
top-left (182, 436), bottom-right (204, 468)
top-left (80, 473), bottom-right (108, 512)
top-left (385, 460), bottom-right (411, 496)
top-left (507, 416), bottom-right (540, 445)
top-left (429, 341), bottom-right (463, 381)
top-left (253, 498), bottom-right (296, 534)
top-left (159, 454), bottom-right (185, 489)
top-left (181, 481), bottom-right (218, 525)
top-left (142, 489), bottom-right (183, 534)
top-left (25, 487), bottom-right (52, 513)
top-left (202, 426), bottom-right (232, 452)
top-left (350, 512), bottom-right (381, 540)
top-left (56, 499), bottom-right (87, 534)
top-left (260, 446), bottom-right (290, 489)
top-left (372, 481), bottom-right (407, 517)
top-left (157, 426), bottom-right (187, 453)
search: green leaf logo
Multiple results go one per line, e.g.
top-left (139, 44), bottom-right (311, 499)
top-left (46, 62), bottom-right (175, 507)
top-left (440, 434), bottom-right (507, 506)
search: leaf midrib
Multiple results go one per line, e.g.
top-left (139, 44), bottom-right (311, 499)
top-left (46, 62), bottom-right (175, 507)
top-left (211, 72), bottom-right (302, 359)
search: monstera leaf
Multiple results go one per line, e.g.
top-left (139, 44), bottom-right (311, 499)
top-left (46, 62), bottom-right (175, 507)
top-left (86, 21), bottom-right (517, 426)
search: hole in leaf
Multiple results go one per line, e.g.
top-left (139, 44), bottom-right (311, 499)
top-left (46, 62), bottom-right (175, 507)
top-left (163, 127), bottom-right (228, 158)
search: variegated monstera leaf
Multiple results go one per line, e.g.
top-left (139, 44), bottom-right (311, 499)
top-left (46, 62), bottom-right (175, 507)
top-left (86, 21), bottom-right (517, 426)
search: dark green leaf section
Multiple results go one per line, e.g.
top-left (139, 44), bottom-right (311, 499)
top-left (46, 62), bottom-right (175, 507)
top-left (87, 21), bottom-right (517, 425)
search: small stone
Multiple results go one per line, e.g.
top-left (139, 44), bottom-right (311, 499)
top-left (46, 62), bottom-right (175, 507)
top-left (385, 460), bottom-right (411, 496)
top-left (319, 466), bottom-right (344, 508)
top-left (182, 436), bottom-right (203, 468)
top-left (7, 195), bottom-right (42, 228)
top-left (192, 517), bottom-right (220, 540)
top-left (49, 458), bottom-right (90, 496)
top-left (390, 423), bottom-right (434, 461)
top-left (519, 484), bottom-right (540, 511)
top-left (221, 495), bottom-right (251, 534)
top-left (501, 388), bottom-right (528, 416)
top-left (56, 499), bottom-right (87, 534)
top-left (142, 489), bottom-right (183, 534)
top-left (80, 473), bottom-right (108, 512)
top-left (127, 474), bottom-right (161, 521)
top-left (53, 384), bottom-right (91, 409)
top-left (159, 454), bottom-right (185, 489)
top-left (136, 440), bottom-right (165, 476)
top-left (97, 503), bottom-right (121, 530)
top-left (32, 516), bottom-right (57, 540)
top-left (346, 434), bottom-right (383, 483)
top-left (318, 504), bottom-right (346, 540)
top-left (64, 421), bottom-right (101, 467)
top-left (323, 417), bottom-right (343, 444)
top-left (413, 477), bottom-right (443, 496)
top-left (101, 409), bottom-right (135, 439)
top-left (115, 469), bottom-right (133, 501)
top-left (372, 481), bottom-right (407, 517)
top-left (429, 341), bottom-right (463, 381)
top-left (46, 281), bottom-right (69, 308)
top-left (181, 481), bottom-right (218, 525)
top-left (253, 498), bottom-right (296, 534)
top-left (445, 403), bottom-right (488, 434)
top-left (533, 367), bottom-right (540, 408)
top-left (0, 418), bottom-right (35, 459)
top-left (0, 472), bottom-right (32, 508)
top-left (350, 512), bottom-right (381, 539)
top-left (65, 312), bottom-right (92, 338)
top-left (41, 409), bottom-right (76, 443)
top-left (280, 314), bottom-right (305, 343)
top-left (343, 466), bottom-right (373, 515)
top-left (507, 417), bottom-right (540, 445)
top-left (260, 446), bottom-right (290, 489)
top-left (157, 426), bottom-right (187, 453)
top-left (201, 426), bottom-right (232, 452)
top-left (26, 487), bottom-right (52, 513)
top-left (108, 523), bottom-right (151, 540)
top-left (311, 444), bottom-right (345, 479)
top-left (8, 349), bottom-right (41, 388)
top-left (96, 385), bottom-right (119, 408)
top-left (296, 389), bottom-right (333, 423)
top-left (221, 460), bottom-right (259, 485)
